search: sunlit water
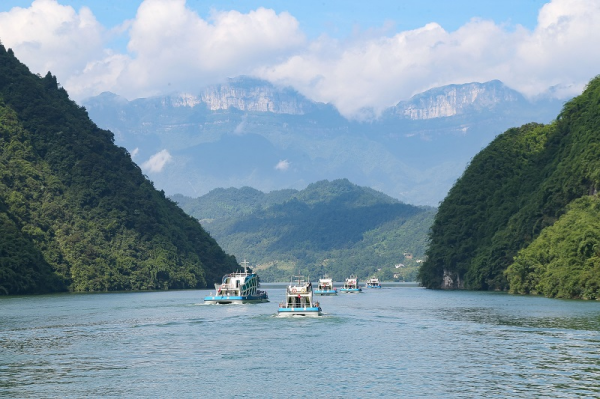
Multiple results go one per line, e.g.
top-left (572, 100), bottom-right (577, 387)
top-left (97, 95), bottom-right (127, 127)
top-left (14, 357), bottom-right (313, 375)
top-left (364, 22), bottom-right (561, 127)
top-left (2, 285), bottom-right (600, 398)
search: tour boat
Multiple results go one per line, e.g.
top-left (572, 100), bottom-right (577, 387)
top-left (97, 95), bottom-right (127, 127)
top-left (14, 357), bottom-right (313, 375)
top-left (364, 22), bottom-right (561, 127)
top-left (365, 277), bottom-right (382, 288)
top-left (314, 276), bottom-right (337, 295)
top-left (204, 260), bottom-right (269, 304)
top-left (339, 275), bottom-right (362, 293)
top-left (277, 276), bottom-right (322, 317)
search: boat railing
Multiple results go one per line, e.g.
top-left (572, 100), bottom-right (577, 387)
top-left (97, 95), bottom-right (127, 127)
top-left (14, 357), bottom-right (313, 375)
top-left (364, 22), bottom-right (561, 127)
top-left (279, 301), bottom-right (320, 308)
top-left (287, 286), bottom-right (312, 294)
top-left (215, 289), bottom-right (239, 296)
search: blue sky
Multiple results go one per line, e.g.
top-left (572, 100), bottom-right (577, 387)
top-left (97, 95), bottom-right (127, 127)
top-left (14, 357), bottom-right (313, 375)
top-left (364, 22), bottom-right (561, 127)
top-left (0, 0), bottom-right (597, 117)
top-left (108, 0), bottom-right (548, 53)
top-left (4, 0), bottom-right (550, 43)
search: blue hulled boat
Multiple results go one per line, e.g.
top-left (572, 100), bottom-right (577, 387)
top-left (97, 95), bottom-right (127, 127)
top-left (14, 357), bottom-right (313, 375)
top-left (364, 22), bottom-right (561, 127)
top-left (339, 275), bottom-right (362, 293)
top-left (278, 276), bottom-right (322, 317)
top-left (204, 260), bottom-right (269, 304)
top-left (365, 277), bottom-right (382, 288)
top-left (314, 277), bottom-right (337, 296)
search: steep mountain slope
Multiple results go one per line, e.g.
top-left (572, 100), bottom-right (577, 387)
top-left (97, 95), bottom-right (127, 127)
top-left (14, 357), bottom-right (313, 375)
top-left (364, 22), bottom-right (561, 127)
top-left (0, 45), bottom-right (238, 295)
top-left (171, 186), bottom-right (298, 221)
top-left (83, 78), bottom-right (563, 206)
top-left (419, 75), bottom-right (600, 299)
top-left (388, 80), bottom-right (535, 119)
top-left (175, 179), bottom-right (435, 282)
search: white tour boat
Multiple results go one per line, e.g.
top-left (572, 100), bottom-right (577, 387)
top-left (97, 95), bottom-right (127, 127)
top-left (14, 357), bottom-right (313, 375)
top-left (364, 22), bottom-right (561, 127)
top-left (277, 276), bottom-right (322, 317)
top-left (314, 276), bottom-right (338, 295)
top-left (339, 275), bottom-right (362, 293)
top-left (365, 277), bottom-right (382, 288)
top-left (204, 260), bottom-right (269, 304)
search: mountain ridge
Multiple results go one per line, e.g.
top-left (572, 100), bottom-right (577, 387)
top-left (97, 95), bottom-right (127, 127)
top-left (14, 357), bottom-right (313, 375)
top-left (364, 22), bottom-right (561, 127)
top-left (390, 80), bottom-right (525, 120)
top-left (173, 179), bottom-right (434, 282)
top-left (83, 77), bottom-right (565, 206)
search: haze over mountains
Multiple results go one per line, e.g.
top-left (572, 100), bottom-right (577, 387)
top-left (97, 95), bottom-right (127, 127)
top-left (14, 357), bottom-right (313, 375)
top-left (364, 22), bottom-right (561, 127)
top-left (84, 77), bottom-right (565, 206)
top-left (172, 179), bottom-right (435, 282)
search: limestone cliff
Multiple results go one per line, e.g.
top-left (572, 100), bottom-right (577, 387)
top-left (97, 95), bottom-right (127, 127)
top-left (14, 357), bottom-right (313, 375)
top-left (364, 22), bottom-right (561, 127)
top-left (166, 76), bottom-right (315, 115)
top-left (392, 80), bottom-right (525, 120)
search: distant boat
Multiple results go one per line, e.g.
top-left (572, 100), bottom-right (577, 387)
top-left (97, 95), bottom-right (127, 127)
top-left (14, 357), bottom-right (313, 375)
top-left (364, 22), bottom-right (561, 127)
top-left (314, 276), bottom-right (337, 296)
top-left (277, 276), bottom-right (322, 317)
top-left (339, 275), bottom-right (362, 293)
top-left (204, 260), bottom-right (269, 304)
top-left (365, 277), bottom-right (382, 288)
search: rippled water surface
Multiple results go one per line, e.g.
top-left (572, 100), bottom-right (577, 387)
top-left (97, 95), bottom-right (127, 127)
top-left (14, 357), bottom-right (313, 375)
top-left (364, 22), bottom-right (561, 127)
top-left (2, 285), bottom-right (600, 398)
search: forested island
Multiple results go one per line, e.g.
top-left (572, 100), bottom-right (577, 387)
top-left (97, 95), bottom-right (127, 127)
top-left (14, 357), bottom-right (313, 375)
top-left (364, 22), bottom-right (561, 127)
top-left (419, 75), bottom-right (600, 300)
top-left (0, 44), bottom-right (238, 295)
top-left (173, 179), bottom-right (435, 282)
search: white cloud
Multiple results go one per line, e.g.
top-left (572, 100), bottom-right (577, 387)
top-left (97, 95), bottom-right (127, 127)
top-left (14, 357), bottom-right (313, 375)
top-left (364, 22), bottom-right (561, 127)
top-left (142, 149), bottom-right (172, 173)
top-left (92, 0), bottom-right (306, 99)
top-left (234, 115), bottom-right (248, 135)
top-left (275, 160), bottom-right (290, 171)
top-left (1, 0), bottom-right (599, 117)
top-left (258, 0), bottom-right (600, 116)
top-left (0, 0), bottom-right (104, 80)
top-left (130, 147), bottom-right (139, 159)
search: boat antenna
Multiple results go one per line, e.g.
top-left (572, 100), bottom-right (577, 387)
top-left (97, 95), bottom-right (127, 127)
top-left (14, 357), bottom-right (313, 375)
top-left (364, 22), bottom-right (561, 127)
top-left (241, 259), bottom-right (249, 273)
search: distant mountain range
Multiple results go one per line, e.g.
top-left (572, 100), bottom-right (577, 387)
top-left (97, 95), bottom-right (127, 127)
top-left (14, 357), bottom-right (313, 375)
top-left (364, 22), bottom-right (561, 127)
top-left (172, 179), bottom-right (435, 282)
top-left (83, 77), bottom-right (565, 205)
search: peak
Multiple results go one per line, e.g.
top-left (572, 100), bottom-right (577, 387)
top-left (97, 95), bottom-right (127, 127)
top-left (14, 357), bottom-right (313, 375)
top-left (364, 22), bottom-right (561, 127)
top-left (84, 91), bottom-right (129, 105)
top-left (416, 80), bottom-right (514, 96)
top-left (389, 80), bottom-right (526, 120)
top-left (225, 76), bottom-right (274, 88)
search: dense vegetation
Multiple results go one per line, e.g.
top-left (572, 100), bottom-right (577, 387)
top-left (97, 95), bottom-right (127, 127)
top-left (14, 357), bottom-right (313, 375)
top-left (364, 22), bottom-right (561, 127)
top-left (174, 179), bottom-right (435, 282)
top-left (419, 75), bottom-right (600, 299)
top-left (0, 45), bottom-right (238, 295)
top-left (506, 196), bottom-right (600, 299)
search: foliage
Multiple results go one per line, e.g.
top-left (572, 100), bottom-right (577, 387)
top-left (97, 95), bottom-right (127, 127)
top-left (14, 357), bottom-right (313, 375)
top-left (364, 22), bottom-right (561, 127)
top-left (506, 196), bottom-right (600, 299)
top-left (174, 179), bottom-right (435, 282)
top-left (419, 75), bottom-right (600, 298)
top-left (0, 44), bottom-right (238, 295)
top-left (173, 187), bottom-right (298, 221)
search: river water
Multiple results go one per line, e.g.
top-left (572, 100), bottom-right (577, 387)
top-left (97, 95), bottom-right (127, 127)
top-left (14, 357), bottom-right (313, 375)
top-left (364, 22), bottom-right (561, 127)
top-left (1, 285), bottom-right (600, 398)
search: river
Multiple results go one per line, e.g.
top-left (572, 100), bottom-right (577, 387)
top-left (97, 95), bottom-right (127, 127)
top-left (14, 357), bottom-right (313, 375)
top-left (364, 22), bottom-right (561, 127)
top-left (2, 285), bottom-right (599, 398)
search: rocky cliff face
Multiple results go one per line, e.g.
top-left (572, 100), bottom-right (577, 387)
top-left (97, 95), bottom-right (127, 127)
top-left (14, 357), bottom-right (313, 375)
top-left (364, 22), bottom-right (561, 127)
top-left (165, 76), bottom-right (314, 115)
top-left (392, 80), bottom-right (525, 120)
top-left (156, 78), bottom-right (525, 120)
top-left (82, 77), bottom-right (563, 206)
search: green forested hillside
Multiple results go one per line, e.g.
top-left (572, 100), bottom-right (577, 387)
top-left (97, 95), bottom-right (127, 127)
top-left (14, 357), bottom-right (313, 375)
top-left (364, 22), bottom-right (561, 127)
top-left (419, 75), bottom-right (600, 299)
top-left (0, 45), bottom-right (238, 295)
top-left (172, 186), bottom-right (298, 221)
top-left (175, 179), bottom-right (435, 282)
top-left (506, 196), bottom-right (600, 299)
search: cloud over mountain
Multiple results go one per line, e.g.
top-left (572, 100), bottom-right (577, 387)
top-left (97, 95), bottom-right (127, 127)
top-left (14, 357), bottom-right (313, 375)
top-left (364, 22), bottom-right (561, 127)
top-left (142, 149), bottom-right (172, 173)
top-left (0, 0), bottom-right (598, 118)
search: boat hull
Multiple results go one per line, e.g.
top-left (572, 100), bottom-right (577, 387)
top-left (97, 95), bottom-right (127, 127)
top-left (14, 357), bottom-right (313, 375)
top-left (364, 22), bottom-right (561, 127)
top-left (204, 294), bottom-right (269, 304)
top-left (277, 307), bottom-right (322, 317)
top-left (366, 285), bottom-right (381, 288)
top-left (339, 288), bottom-right (362, 293)
top-left (314, 289), bottom-right (337, 296)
